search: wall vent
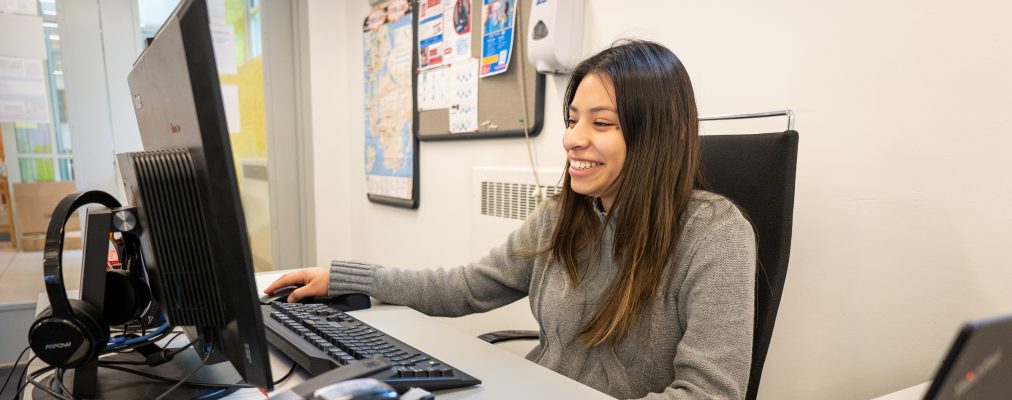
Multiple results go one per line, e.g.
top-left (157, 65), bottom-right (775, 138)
top-left (480, 181), bottom-right (562, 220)
top-left (473, 167), bottom-right (563, 222)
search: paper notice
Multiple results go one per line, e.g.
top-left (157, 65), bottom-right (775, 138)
top-left (0, 0), bottom-right (38, 15)
top-left (210, 24), bottom-right (238, 75)
top-left (220, 84), bottom-right (241, 134)
top-left (418, 0), bottom-right (445, 70)
top-left (479, 0), bottom-right (516, 77)
top-left (449, 58), bottom-right (478, 133)
top-left (418, 65), bottom-right (450, 111)
top-left (0, 57), bottom-right (50, 123)
top-left (206, 0), bottom-right (227, 25)
top-left (442, 0), bottom-right (472, 63)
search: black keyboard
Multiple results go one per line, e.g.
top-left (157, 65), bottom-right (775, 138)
top-left (262, 302), bottom-right (481, 392)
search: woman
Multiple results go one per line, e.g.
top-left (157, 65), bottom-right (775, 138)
top-left (266, 40), bottom-right (756, 399)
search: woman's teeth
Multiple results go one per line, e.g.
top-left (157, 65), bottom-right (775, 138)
top-left (571, 160), bottom-right (602, 170)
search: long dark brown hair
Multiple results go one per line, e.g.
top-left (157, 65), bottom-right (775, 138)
top-left (550, 40), bottom-right (702, 347)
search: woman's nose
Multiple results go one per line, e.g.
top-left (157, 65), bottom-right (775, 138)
top-left (563, 124), bottom-right (589, 150)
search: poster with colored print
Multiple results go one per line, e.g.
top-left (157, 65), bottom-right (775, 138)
top-left (478, 0), bottom-right (516, 78)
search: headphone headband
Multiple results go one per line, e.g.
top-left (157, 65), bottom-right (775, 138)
top-left (43, 191), bottom-right (121, 318)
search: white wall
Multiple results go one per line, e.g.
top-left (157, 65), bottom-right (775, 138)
top-left (306, 1), bottom-right (1012, 398)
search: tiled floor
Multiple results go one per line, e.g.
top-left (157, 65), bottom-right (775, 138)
top-left (0, 247), bottom-right (82, 303)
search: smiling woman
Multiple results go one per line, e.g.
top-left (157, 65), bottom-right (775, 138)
top-left (267, 40), bottom-right (757, 399)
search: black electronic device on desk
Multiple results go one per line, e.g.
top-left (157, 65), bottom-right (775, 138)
top-left (24, 0), bottom-right (273, 398)
top-left (262, 300), bottom-right (482, 393)
top-left (922, 313), bottom-right (1012, 400)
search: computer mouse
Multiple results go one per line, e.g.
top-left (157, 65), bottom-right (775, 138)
top-left (259, 286), bottom-right (371, 311)
top-left (259, 285), bottom-right (302, 304)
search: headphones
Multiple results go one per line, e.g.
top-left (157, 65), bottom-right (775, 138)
top-left (28, 191), bottom-right (152, 369)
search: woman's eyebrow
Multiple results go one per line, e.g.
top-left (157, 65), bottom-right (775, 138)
top-left (568, 105), bottom-right (618, 114)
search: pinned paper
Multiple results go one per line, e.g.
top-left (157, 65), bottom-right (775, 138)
top-left (0, 0), bottom-right (38, 15)
top-left (0, 57), bottom-right (49, 123)
top-left (479, 0), bottom-right (516, 77)
top-left (210, 24), bottom-right (238, 75)
top-left (220, 84), bottom-right (241, 134)
top-left (206, 0), bottom-right (227, 25)
top-left (418, 66), bottom-right (450, 111)
top-left (442, 0), bottom-right (472, 63)
top-left (449, 58), bottom-right (478, 133)
top-left (418, 0), bottom-right (445, 70)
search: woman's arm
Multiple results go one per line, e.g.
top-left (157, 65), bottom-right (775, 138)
top-left (326, 202), bottom-right (554, 317)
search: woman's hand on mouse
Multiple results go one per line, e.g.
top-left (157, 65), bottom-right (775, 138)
top-left (264, 267), bottom-right (329, 303)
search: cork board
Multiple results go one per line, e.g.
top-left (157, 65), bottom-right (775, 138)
top-left (417, 0), bottom-right (544, 141)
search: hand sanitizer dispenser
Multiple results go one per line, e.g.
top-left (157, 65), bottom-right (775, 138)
top-left (527, 0), bottom-right (585, 74)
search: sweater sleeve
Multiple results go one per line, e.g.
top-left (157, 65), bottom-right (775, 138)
top-left (640, 202), bottom-right (757, 400)
top-left (326, 201), bottom-right (553, 317)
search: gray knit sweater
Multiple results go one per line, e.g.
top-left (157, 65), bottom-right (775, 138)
top-left (328, 190), bottom-right (756, 399)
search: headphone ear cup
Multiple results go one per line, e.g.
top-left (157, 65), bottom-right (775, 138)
top-left (69, 299), bottom-right (110, 356)
top-left (104, 269), bottom-right (151, 326)
top-left (28, 300), bottom-right (109, 369)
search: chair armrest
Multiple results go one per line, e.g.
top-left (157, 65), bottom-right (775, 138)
top-left (477, 330), bottom-right (539, 344)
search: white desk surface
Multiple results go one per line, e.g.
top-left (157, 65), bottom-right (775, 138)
top-left (31, 270), bottom-right (612, 399)
top-left (869, 382), bottom-right (929, 400)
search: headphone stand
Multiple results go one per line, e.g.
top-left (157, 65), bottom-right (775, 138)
top-left (66, 206), bottom-right (118, 398)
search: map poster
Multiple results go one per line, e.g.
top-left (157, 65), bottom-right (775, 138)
top-left (479, 0), bottom-right (516, 78)
top-left (363, 0), bottom-right (418, 207)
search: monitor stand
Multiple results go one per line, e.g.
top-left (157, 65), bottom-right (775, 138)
top-left (32, 347), bottom-right (245, 399)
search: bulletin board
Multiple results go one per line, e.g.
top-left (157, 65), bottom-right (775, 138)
top-left (416, 0), bottom-right (545, 141)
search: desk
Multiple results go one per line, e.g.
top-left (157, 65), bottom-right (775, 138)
top-left (28, 270), bottom-right (612, 399)
top-left (869, 382), bottom-right (929, 400)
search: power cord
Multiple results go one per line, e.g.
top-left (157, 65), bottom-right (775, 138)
top-left (514, 4), bottom-right (547, 201)
top-left (273, 362), bottom-right (299, 386)
top-left (153, 346), bottom-right (213, 400)
top-left (96, 363), bottom-right (253, 389)
top-left (0, 346), bottom-right (29, 395)
top-left (13, 356), bottom-right (38, 400)
top-left (25, 366), bottom-right (71, 400)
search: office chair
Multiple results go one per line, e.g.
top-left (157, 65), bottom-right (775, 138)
top-left (479, 127), bottom-right (799, 400)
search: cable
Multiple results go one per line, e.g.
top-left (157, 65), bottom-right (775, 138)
top-left (153, 346), bottom-right (213, 400)
top-left (54, 368), bottom-right (69, 397)
top-left (95, 363), bottom-right (253, 389)
top-left (195, 387), bottom-right (230, 399)
top-left (13, 356), bottom-right (40, 400)
top-left (166, 334), bottom-right (202, 357)
top-left (25, 370), bottom-right (71, 400)
top-left (107, 330), bottom-right (185, 356)
top-left (271, 362), bottom-right (297, 386)
top-left (0, 346), bottom-right (29, 396)
top-left (103, 326), bottom-right (176, 355)
top-left (513, 4), bottom-right (546, 201)
top-left (106, 322), bottom-right (171, 349)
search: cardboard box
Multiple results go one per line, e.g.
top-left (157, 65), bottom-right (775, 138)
top-left (20, 230), bottom-right (82, 251)
top-left (13, 182), bottom-right (81, 249)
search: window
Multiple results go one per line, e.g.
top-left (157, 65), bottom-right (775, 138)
top-left (1, 0), bottom-right (73, 183)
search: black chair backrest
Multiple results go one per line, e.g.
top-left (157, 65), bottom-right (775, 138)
top-left (699, 131), bottom-right (799, 400)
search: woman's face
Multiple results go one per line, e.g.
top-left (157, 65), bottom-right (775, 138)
top-left (563, 72), bottom-right (627, 212)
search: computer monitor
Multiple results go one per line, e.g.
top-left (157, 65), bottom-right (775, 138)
top-left (118, 0), bottom-right (272, 390)
top-left (923, 314), bottom-right (1012, 400)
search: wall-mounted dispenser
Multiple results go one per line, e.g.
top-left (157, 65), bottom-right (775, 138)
top-left (526, 0), bottom-right (585, 74)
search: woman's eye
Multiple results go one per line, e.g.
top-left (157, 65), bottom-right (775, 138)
top-left (593, 121), bottom-right (614, 127)
top-left (565, 119), bottom-right (577, 128)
